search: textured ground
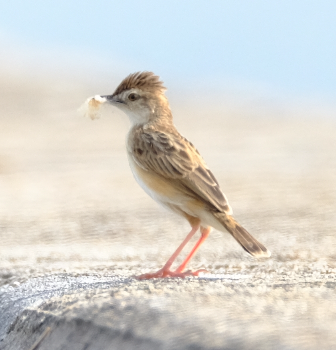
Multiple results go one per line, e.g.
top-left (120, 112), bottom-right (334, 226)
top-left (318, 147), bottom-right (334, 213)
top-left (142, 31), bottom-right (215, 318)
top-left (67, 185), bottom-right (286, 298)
top-left (1, 70), bottom-right (336, 349)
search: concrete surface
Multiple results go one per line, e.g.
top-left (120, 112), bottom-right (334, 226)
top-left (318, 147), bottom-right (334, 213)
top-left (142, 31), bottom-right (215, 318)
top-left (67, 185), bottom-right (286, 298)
top-left (1, 70), bottom-right (336, 349)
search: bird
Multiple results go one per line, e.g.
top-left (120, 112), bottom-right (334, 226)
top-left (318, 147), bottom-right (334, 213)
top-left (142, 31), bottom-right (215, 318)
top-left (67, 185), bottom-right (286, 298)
top-left (101, 71), bottom-right (270, 279)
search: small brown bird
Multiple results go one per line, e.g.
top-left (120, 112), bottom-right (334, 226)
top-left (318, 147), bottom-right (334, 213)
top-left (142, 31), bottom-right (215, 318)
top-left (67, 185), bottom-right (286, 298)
top-left (102, 72), bottom-right (270, 279)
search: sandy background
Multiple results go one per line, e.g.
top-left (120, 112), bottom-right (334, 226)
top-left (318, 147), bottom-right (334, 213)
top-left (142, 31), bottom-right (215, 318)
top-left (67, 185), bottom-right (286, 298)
top-left (1, 68), bottom-right (336, 349)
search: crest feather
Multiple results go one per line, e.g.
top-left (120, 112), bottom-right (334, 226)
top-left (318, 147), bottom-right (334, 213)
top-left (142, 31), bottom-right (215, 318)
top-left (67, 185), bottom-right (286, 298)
top-left (112, 71), bottom-right (166, 96)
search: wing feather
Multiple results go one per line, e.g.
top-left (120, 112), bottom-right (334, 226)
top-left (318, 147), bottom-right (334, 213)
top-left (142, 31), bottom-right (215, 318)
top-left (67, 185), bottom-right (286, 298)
top-left (132, 128), bottom-right (231, 213)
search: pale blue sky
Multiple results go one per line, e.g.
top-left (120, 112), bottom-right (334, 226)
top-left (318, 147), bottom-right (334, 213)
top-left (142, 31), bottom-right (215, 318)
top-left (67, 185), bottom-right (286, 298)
top-left (1, 0), bottom-right (335, 99)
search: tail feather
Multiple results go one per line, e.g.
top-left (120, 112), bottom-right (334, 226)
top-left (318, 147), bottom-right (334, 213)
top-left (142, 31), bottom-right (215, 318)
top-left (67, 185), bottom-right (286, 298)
top-left (215, 214), bottom-right (271, 258)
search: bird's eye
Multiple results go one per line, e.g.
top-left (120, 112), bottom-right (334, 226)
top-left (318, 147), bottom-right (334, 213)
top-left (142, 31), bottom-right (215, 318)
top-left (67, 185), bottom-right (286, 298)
top-left (128, 93), bottom-right (139, 101)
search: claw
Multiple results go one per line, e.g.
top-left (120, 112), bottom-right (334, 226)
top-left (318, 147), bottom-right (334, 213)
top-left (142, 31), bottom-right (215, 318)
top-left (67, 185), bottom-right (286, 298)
top-left (134, 225), bottom-right (211, 280)
top-left (135, 268), bottom-right (209, 280)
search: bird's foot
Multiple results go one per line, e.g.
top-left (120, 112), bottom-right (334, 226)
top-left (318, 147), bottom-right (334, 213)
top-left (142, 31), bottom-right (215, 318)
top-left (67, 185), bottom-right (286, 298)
top-left (135, 268), bottom-right (209, 280)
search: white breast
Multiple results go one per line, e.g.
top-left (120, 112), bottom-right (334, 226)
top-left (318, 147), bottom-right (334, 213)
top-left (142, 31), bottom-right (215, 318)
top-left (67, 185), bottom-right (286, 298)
top-left (126, 149), bottom-right (228, 232)
top-left (126, 152), bottom-right (175, 205)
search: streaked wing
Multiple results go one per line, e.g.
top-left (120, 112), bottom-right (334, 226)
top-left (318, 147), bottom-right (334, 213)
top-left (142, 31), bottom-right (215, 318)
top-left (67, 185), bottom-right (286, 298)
top-left (131, 129), bottom-right (231, 213)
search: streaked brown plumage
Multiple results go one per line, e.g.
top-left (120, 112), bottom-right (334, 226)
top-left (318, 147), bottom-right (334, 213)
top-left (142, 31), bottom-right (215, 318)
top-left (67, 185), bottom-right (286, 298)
top-left (102, 71), bottom-right (270, 279)
top-left (112, 71), bottom-right (166, 97)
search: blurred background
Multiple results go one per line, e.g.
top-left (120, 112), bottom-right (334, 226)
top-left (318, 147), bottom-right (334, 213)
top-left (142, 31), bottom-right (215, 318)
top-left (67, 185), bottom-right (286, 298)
top-left (0, 0), bottom-right (336, 280)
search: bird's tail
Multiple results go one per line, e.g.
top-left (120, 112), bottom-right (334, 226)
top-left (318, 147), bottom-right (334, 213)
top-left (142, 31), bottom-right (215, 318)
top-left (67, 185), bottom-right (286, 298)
top-left (214, 213), bottom-right (271, 258)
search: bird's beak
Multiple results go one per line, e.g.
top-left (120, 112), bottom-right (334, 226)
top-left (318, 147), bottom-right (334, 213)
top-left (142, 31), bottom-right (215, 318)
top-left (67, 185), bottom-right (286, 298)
top-left (100, 95), bottom-right (125, 105)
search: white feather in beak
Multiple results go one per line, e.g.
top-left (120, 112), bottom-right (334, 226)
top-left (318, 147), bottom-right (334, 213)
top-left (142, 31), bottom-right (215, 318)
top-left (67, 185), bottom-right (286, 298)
top-left (78, 95), bottom-right (107, 120)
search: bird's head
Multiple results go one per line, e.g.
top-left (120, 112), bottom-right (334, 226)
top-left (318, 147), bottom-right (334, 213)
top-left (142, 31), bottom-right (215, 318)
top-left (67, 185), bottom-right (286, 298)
top-left (103, 72), bottom-right (171, 126)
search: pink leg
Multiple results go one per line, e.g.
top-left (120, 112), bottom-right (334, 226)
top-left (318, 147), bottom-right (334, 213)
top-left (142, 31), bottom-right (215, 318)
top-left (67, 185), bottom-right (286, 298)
top-left (136, 224), bottom-right (200, 280)
top-left (175, 227), bottom-right (211, 274)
